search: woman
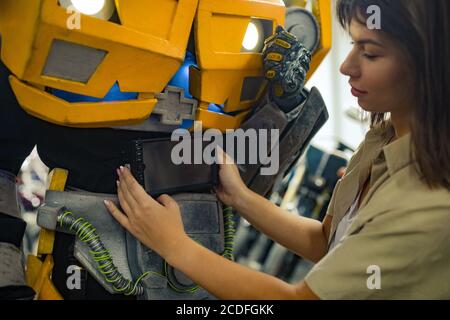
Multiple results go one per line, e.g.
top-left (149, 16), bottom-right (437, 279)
top-left (104, 0), bottom-right (450, 299)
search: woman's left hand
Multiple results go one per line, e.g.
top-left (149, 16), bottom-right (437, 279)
top-left (104, 166), bottom-right (188, 260)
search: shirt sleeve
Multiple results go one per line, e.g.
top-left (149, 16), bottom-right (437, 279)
top-left (304, 207), bottom-right (449, 299)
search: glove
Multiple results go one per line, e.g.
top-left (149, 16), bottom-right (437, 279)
top-left (263, 26), bottom-right (312, 113)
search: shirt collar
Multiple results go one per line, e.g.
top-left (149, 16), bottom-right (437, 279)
top-left (365, 122), bottom-right (416, 177)
top-left (383, 132), bottom-right (416, 176)
top-left (356, 123), bottom-right (395, 188)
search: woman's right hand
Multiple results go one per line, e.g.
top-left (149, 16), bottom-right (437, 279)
top-left (214, 148), bottom-right (251, 209)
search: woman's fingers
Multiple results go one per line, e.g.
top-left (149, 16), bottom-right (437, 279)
top-left (116, 180), bottom-right (134, 215)
top-left (117, 170), bottom-right (139, 212)
top-left (104, 200), bottom-right (131, 231)
top-left (216, 146), bottom-right (225, 165)
top-left (216, 147), bottom-right (235, 165)
top-left (119, 166), bottom-right (160, 207)
top-left (157, 194), bottom-right (178, 211)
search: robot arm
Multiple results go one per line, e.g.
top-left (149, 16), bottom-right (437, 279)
top-left (263, 25), bottom-right (311, 113)
top-left (238, 27), bottom-right (329, 197)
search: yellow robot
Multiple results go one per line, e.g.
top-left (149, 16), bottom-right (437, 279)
top-left (0, 0), bottom-right (331, 300)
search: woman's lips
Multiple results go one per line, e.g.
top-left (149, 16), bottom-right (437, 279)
top-left (350, 85), bottom-right (368, 98)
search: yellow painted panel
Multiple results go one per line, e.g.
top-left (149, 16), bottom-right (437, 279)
top-left (10, 75), bottom-right (157, 127)
top-left (116, 0), bottom-right (178, 40)
top-left (26, 255), bottom-right (43, 288)
top-left (196, 103), bottom-right (250, 131)
top-left (211, 14), bottom-right (250, 53)
top-left (39, 277), bottom-right (63, 300)
top-left (37, 229), bottom-right (56, 256)
top-left (190, 67), bottom-right (266, 113)
top-left (306, 0), bottom-right (332, 82)
top-left (29, 255), bottom-right (63, 300)
top-left (37, 168), bottom-right (68, 255)
top-left (116, 0), bottom-right (199, 50)
top-left (1, 0), bottom-right (189, 99)
top-left (0, 0), bottom-right (42, 78)
top-left (46, 168), bottom-right (69, 191)
top-left (192, 0), bottom-right (285, 114)
top-left (28, 168), bottom-right (67, 300)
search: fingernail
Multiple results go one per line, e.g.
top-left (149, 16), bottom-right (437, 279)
top-left (120, 166), bottom-right (125, 172)
top-left (116, 180), bottom-right (120, 186)
top-left (104, 200), bottom-right (110, 206)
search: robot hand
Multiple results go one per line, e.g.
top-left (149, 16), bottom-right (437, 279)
top-left (263, 26), bottom-right (312, 113)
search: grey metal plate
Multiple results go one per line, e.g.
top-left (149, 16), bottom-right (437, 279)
top-left (43, 40), bottom-right (107, 83)
top-left (0, 169), bottom-right (21, 219)
top-left (44, 190), bottom-right (131, 294)
top-left (42, 190), bottom-right (224, 299)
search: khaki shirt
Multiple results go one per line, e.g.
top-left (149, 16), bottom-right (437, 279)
top-left (305, 123), bottom-right (450, 299)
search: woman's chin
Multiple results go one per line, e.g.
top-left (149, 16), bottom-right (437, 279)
top-left (357, 101), bottom-right (382, 113)
top-left (357, 102), bottom-right (372, 112)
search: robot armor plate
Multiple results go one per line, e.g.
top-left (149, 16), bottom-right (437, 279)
top-left (192, 0), bottom-right (286, 121)
top-left (0, 0), bottom-right (197, 126)
top-left (38, 190), bottom-right (224, 299)
top-left (0, 243), bottom-right (27, 288)
top-left (0, 169), bottom-right (21, 219)
top-left (114, 86), bottom-right (198, 132)
top-left (239, 87), bottom-right (328, 196)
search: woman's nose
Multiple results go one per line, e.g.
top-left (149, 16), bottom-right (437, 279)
top-left (340, 51), bottom-right (360, 78)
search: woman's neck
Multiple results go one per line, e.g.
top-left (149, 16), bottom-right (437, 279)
top-left (390, 111), bottom-right (411, 141)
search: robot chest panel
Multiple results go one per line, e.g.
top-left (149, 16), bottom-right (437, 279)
top-left (0, 0), bottom-right (285, 128)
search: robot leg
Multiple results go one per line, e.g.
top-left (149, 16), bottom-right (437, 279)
top-left (0, 170), bottom-right (35, 299)
top-left (0, 61), bottom-right (41, 299)
top-left (37, 189), bottom-right (226, 300)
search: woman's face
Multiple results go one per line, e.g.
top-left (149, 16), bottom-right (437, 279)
top-left (340, 19), bottom-right (414, 116)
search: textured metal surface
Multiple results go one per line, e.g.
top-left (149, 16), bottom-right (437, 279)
top-left (114, 86), bottom-right (197, 132)
top-left (239, 87), bottom-right (328, 196)
top-left (238, 101), bottom-right (289, 186)
top-left (42, 190), bottom-right (131, 294)
top-left (43, 40), bottom-right (107, 83)
top-left (153, 86), bottom-right (197, 126)
top-left (129, 193), bottom-right (224, 300)
top-left (0, 169), bottom-right (21, 219)
top-left (41, 190), bottom-right (224, 299)
top-left (114, 115), bottom-right (180, 133)
top-left (249, 87), bottom-right (328, 196)
top-left (263, 27), bottom-right (312, 112)
top-left (36, 205), bottom-right (64, 231)
top-left (0, 242), bottom-right (26, 287)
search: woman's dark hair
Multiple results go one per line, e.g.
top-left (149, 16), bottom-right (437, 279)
top-left (337, 0), bottom-right (450, 190)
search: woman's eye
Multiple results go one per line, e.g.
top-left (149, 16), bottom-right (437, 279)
top-left (363, 53), bottom-right (378, 60)
top-left (350, 40), bottom-right (379, 60)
